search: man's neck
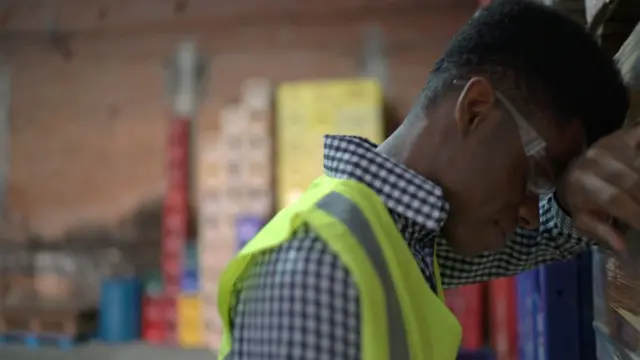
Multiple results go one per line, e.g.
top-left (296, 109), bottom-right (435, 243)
top-left (377, 108), bottom-right (427, 163)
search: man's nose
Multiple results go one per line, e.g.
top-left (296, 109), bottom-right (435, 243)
top-left (517, 193), bottom-right (540, 230)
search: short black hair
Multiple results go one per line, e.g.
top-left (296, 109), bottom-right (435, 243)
top-left (423, 0), bottom-right (629, 145)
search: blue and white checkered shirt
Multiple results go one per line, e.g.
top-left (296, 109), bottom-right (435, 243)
top-left (224, 135), bottom-right (590, 359)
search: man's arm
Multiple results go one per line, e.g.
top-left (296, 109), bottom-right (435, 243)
top-left (437, 194), bottom-right (591, 288)
top-left (224, 225), bottom-right (361, 359)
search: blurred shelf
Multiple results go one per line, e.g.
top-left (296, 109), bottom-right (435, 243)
top-left (0, 342), bottom-right (215, 360)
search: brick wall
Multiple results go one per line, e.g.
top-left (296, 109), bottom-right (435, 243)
top-left (2, 0), bottom-right (475, 237)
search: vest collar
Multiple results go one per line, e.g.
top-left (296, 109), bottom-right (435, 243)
top-left (322, 135), bottom-right (449, 237)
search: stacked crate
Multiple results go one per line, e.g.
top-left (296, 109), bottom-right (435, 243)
top-left (275, 78), bottom-right (384, 209)
top-left (197, 78), bottom-right (273, 350)
top-left (161, 119), bottom-right (190, 344)
top-left (161, 39), bottom-right (206, 346)
top-left (141, 271), bottom-right (166, 344)
top-left (176, 242), bottom-right (204, 348)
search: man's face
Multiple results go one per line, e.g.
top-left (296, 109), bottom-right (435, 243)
top-left (439, 77), bottom-right (585, 256)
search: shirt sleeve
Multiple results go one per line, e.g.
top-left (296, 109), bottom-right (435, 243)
top-left (224, 225), bottom-right (361, 360)
top-left (437, 194), bottom-right (592, 288)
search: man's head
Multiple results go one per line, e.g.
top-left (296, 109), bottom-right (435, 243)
top-left (395, 0), bottom-right (629, 255)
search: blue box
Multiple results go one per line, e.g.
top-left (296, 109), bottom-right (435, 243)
top-left (577, 250), bottom-right (596, 360)
top-left (533, 274), bottom-right (545, 360)
top-left (184, 242), bottom-right (199, 270)
top-left (457, 349), bottom-right (494, 360)
top-left (180, 269), bottom-right (199, 294)
top-left (236, 215), bottom-right (265, 251)
top-left (516, 269), bottom-right (538, 360)
top-left (538, 259), bottom-right (581, 360)
top-left (536, 251), bottom-right (595, 360)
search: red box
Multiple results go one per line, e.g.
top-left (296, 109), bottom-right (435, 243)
top-left (163, 282), bottom-right (180, 298)
top-left (489, 277), bottom-right (517, 360)
top-left (162, 256), bottom-right (181, 275)
top-left (143, 323), bottom-right (166, 345)
top-left (445, 284), bottom-right (484, 350)
top-left (143, 296), bottom-right (166, 322)
top-left (160, 118), bottom-right (190, 332)
top-left (142, 296), bottom-right (168, 344)
top-left (168, 120), bottom-right (189, 142)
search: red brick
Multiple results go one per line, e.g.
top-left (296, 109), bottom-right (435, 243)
top-left (6, 2), bottom-right (474, 237)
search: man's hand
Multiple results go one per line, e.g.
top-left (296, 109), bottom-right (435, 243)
top-left (557, 126), bottom-right (640, 252)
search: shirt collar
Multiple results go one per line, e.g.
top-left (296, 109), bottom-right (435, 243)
top-left (322, 135), bottom-right (449, 237)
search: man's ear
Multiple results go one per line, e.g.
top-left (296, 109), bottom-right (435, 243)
top-left (454, 77), bottom-right (496, 137)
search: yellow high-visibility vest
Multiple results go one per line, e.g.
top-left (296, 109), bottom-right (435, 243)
top-left (217, 176), bottom-right (462, 359)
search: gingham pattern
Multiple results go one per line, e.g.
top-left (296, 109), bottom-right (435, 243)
top-left (224, 135), bottom-right (590, 359)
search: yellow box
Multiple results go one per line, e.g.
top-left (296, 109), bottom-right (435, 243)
top-left (178, 320), bottom-right (205, 348)
top-left (275, 78), bottom-right (384, 209)
top-left (177, 295), bottom-right (206, 348)
top-left (177, 295), bottom-right (203, 321)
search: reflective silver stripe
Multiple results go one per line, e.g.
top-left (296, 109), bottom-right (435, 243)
top-left (316, 191), bottom-right (410, 360)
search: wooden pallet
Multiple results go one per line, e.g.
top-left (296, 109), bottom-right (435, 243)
top-left (0, 305), bottom-right (97, 349)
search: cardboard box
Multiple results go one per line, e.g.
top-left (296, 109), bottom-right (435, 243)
top-left (243, 193), bottom-right (272, 216)
top-left (198, 162), bottom-right (223, 187)
top-left (275, 78), bottom-right (384, 209)
top-left (142, 296), bottom-right (169, 344)
top-left (243, 106), bottom-right (271, 134)
top-left (197, 78), bottom-right (274, 351)
top-left (177, 295), bottom-right (205, 348)
top-left (218, 105), bottom-right (246, 137)
top-left (199, 241), bottom-right (235, 271)
top-left (201, 291), bottom-right (223, 350)
top-left (241, 78), bottom-right (272, 110)
top-left (177, 295), bottom-right (202, 320)
top-left (181, 269), bottom-right (199, 294)
top-left (177, 321), bottom-right (205, 348)
top-left (242, 161), bottom-right (271, 189)
top-left (199, 191), bottom-right (224, 216)
top-left (235, 215), bottom-right (265, 251)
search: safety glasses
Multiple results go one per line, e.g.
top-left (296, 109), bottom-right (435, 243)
top-left (453, 80), bottom-right (556, 195)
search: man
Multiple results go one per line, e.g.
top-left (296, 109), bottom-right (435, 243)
top-left (216, 1), bottom-right (636, 359)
